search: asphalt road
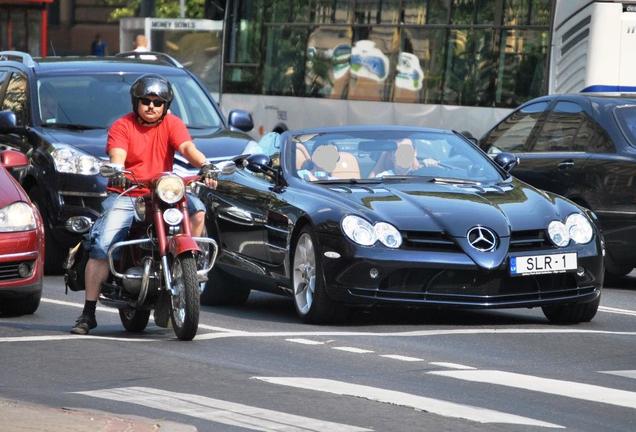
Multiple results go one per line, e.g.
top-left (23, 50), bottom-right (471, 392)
top-left (1, 274), bottom-right (635, 432)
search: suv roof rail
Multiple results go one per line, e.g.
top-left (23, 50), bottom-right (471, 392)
top-left (115, 51), bottom-right (183, 68)
top-left (0, 51), bottom-right (36, 68)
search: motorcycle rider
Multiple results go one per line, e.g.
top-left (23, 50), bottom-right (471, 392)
top-left (71, 74), bottom-right (216, 335)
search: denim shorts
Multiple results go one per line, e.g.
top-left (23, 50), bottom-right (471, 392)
top-left (88, 192), bottom-right (206, 260)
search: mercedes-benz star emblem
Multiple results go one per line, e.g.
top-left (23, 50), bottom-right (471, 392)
top-left (467, 226), bottom-right (497, 252)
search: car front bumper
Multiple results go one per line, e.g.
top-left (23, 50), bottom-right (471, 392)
top-left (317, 233), bottom-right (603, 309)
top-left (0, 230), bottom-right (44, 295)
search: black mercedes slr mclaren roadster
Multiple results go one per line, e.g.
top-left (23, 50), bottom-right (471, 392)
top-left (199, 126), bottom-right (604, 324)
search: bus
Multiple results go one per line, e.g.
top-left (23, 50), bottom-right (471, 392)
top-left (550, 0), bottom-right (636, 94)
top-left (216, 0), bottom-right (635, 138)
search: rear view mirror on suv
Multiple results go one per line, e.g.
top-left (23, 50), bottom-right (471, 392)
top-left (228, 109), bottom-right (254, 132)
top-left (0, 110), bottom-right (18, 132)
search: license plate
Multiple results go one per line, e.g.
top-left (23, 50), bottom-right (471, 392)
top-left (510, 252), bottom-right (577, 276)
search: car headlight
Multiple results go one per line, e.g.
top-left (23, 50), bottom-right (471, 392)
top-left (374, 222), bottom-right (402, 248)
top-left (156, 175), bottom-right (185, 204)
top-left (51, 145), bottom-right (101, 175)
top-left (341, 215), bottom-right (402, 248)
top-left (566, 213), bottom-right (593, 244)
top-left (0, 202), bottom-right (36, 232)
top-left (342, 215), bottom-right (376, 246)
top-left (548, 220), bottom-right (570, 247)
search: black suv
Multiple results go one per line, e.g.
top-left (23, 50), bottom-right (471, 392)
top-left (479, 93), bottom-right (636, 277)
top-left (0, 51), bottom-right (254, 273)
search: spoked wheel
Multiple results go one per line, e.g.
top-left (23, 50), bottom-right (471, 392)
top-left (170, 253), bottom-right (200, 340)
top-left (292, 227), bottom-right (348, 324)
top-left (119, 308), bottom-right (150, 332)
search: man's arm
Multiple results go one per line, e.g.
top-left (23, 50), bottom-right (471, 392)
top-left (178, 141), bottom-right (207, 168)
top-left (109, 147), bottom-right (127, 165)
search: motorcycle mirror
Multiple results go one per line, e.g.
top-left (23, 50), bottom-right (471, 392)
top-left (99, 163), bottom-right (122, 178)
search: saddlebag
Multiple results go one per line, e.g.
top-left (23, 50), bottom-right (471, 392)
top-left (63, 240), bottom-right (89, 293)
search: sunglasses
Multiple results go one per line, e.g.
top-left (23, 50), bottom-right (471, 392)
top-left (139, 97), bottom-right (165, 107)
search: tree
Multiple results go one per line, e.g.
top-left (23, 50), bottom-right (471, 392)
top-left (105, 0), bottom-right (205, 20)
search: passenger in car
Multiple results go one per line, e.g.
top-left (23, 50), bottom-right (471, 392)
top-left (39, 83), bottom-right (59, 124)
top-left (297, 143), bottom-right (361, 180)
top-left (369, 138), bottom-right (438, 177)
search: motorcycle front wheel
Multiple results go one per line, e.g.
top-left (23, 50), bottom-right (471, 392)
top-left (170, 253), bottom-right (200, 341)
top-left (119, 308), bottom-right (150, 332)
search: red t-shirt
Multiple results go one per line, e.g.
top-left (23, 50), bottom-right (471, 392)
top-left (106, 112), bottom-right (191, 194)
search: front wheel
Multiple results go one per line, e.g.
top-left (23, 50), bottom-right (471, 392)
top-left (119, 308), bottom-right (150, 332)
top-left (542, 295), bottom-right (600, 324)
top-left (292, 227), bottom-right (349, 324)
top-left (170, 253), bottom-right (200, 340)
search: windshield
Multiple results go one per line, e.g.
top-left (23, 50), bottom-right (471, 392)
top-left (36, 74), bottom-right (222, 129)
top-left (615, 106), bottom-right (636, 146)
top-left (293, 130), bottom-right (504, 183)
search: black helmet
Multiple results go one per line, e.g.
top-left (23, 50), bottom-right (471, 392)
top-left (130, 74), bottom-right (174, 115)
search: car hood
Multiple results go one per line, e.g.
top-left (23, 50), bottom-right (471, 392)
top-left (0, 167), bottom-right (28, 207)
top-left (39, 127), bottom-right (252, 164)
top-left (320, 179), bottom-right (578, 269)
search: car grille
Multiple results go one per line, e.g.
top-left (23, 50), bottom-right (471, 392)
top-left (349, 269), bottom-right (595, 305)
top-left (0, 261), bottom-right (34, 281)
top-left (402, 229), bottom-right (554, 253)
top-left (402, 231), bottom-right (460, 252)
top-left (60, 194), bottom-right (104, 213)
top-left (509, 230), bottom-right (554, 251)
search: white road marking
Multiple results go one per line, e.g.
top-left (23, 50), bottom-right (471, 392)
top-left (429, 362), bottom-right (476, 370)
top-left (599, 306), bottom-right (636, 317)
top-left (333, 346), bottom-right (374, 354)
top-left (429, 370), bottom-right (636, 409)
top-left (76, 386), bottom-right (371, 432)
top-left (40, 297), bottom-right (243, 333)
top-left (254, 377), bottom-right (562, 428)
top-left (0, 335), bottom-right (156, 343)
top-left (380, 354), bottom-right (423, 362)
top-left (600, 370), bottom-right (636, 380)
top-left (286, 338), bottom-right (325, 345)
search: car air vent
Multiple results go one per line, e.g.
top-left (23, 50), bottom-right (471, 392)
top-left (402, 231), bottom-right (459, 251)
top-left (509, 229), bottom-right (553, 251)
top-left (0, 262), bottom-right (22, 280)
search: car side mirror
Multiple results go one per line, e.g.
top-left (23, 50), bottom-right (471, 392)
top-left (245, 153), bottom-right (273, 174)
top-left (0, 110), bottom-right (18, 133)
top-left (228, 109), bottom-right (254, 132)
top-left (0, 149), bottom-right (28, 168)
top-left (493, 152), bottom-right (519, 173)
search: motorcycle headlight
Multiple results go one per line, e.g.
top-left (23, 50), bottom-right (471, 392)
top-left (342, 215), bottom-right (376, 246)
top-left (548, 220), bottom-right (570, 247)
top-left (51, 145), bottom-right (101, 175)
top-left (0, 202), bottom-right (36, 232)
top-left (566, 213), bottom-right (593, 244)
top-left (374, 222), bottom-right (402, 248)
top-left (156, 175), bottom-right (185, 204)
top-left (163, 208), bottom-right (184, 226)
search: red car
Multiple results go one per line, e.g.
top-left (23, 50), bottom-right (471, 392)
top-left (0, 149), bottom-right (44, 315)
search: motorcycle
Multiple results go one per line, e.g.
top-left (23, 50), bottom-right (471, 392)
top-left (70, 162), bottom-right (235, 340)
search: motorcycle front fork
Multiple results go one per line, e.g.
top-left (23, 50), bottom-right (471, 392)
top-left (161, 255), bottom-right (175, 296)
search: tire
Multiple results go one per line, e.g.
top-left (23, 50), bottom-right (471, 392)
top-left (29, 186), bottom-right (64, 275)
top-left (292, 227), bottom-right (349, 324)
top-left (119, 308), bottom-right (150, 332)
top-left (3, 291), bottom-right (42, 316)
top-left (170, 253), bottom-right (200, 340)
top-left (542, 295), bottom-right (601, 324)
top-left (604, 254), bottom-right (633, 278)
top-left (200, 267), bottom-right (250, 306)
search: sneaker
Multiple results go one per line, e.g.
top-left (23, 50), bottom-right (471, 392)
top-left (70, 314), bottom-right (97, 335)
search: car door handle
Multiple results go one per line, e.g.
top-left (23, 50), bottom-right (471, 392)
top-left (557, 160), bottom-right (575, 169)
top-left (218, 206), bottom-right (255, 226)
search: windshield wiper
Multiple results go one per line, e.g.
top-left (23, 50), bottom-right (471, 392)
top-left (42, 123), bottom-right (102, 130)
top-left (430, 177), bottom-right (481, 185)
top-left (313, 178), bottom-right (383, 184)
